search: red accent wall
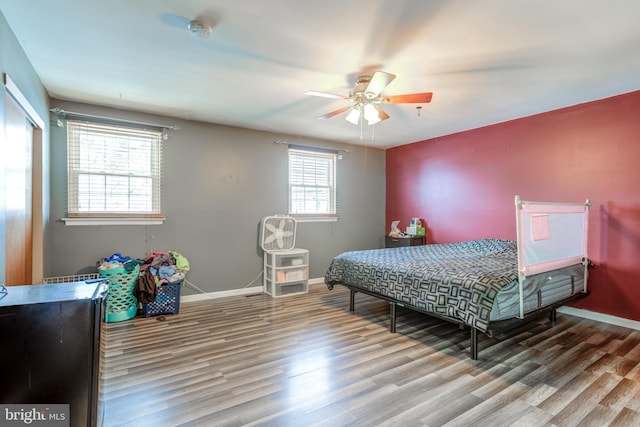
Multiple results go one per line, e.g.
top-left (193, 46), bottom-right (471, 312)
top-left (386, 90), bottom-right (640, 321)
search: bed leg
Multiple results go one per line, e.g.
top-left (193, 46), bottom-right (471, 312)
top-left (549, 308), bottom-right (557, 327)
top-left (349, 289), bottom-right (355, 312)
top-left (470, 328), bottom-right (478, 360)
top-left (389, 302), bottom-right (397, 333)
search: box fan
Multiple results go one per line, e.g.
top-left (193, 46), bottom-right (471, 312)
top-left (260, 215), bottom-right (297, 252)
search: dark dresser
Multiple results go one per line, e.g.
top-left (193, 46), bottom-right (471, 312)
top-left (0, 280), bottom-right (108, 427)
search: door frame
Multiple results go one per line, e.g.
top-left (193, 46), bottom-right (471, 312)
top-left (3, 73), bottom-right (45, 283)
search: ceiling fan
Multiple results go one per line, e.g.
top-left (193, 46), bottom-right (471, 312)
top-left (305, 71), bottom-right (433, 126)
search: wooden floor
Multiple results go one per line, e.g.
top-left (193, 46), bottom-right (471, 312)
top-left (100, 285), bottom-right (640, 427)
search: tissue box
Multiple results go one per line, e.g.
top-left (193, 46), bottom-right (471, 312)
top-left (406, 226), bottom-right (426, 236)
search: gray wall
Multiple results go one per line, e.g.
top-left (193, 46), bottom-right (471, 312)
top-left (0, 11), bottom-right (50, 284)
top-left (49, 100), bottom-right (386, 295)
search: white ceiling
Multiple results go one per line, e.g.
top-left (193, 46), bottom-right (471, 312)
top-left (2, 0), bottom-right (640, 148)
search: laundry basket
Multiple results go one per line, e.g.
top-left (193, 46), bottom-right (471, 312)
top-left (142, 280), bottom-right (182, 317)
top-left (100, 264), bottom-right (140, 322)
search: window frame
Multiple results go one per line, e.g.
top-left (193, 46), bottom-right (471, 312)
top-left (287, 146), bottom-right (338, 222)
top-left (62, 119), bottom-right (165, 226)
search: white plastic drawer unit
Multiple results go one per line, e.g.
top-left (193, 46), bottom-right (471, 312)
top-left (263, 248), bottom-right (309, 297)
top-left (274, 251), bottom-right (308, 267)
top-left (273, 281), bottom-right (308, 297)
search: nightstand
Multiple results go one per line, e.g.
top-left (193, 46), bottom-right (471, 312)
top-left (385, 235), bottom-right (426, 248)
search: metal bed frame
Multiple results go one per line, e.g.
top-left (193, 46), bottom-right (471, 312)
top-left (342, 283), bottom-right (588, 360)
top-left (331, 196), bottom-right (591, 360)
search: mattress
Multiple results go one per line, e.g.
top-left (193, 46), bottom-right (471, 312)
top-left (489, 263), bottom-right (584, 321)
top-left (324, 239), bottom-right (585, 332)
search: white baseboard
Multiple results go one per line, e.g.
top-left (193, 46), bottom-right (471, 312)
top-left (181, 277), bottom-right (326, 303)
top-left (558, 306), bottom-right (640, 331)
top-left (181, 286), bottom-right (263, 302)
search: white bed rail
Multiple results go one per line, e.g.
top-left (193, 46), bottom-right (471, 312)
top-left (515, 195), bottom-right (590, 318)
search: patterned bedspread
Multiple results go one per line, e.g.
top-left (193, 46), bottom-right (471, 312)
top-left (324, 239), bottom-right (519, 332)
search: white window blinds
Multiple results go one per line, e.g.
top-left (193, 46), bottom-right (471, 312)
top-left (66, 120), bottom-right (163, 217)
top-left (288, 148), bottom-right (336, 216)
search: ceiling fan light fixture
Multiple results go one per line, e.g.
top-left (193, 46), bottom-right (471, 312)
top-left (345, 108), bottom-right (361, 125)
top-left (366, 116), bottom-right (381, 126)
top-left (363, 103), bottom-right (381, 125)
top-left (306, 69), bottom-right (432, 130)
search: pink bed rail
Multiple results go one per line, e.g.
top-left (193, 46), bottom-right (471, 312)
top-left (514, 195), bottom-right (590, 318)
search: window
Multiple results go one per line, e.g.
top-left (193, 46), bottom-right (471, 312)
top-left (65, 120), bottom-right (164, 224)
top-left (288, 147), bottom-right (337, 219)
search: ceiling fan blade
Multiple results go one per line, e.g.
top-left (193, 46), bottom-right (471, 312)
top-left (305, 90), bottom-right (348, 99)
top-left (365, 71), bottom-right (396, 98)
top-left (373, 105), bottom-right (390, 121)
top-left (317, 106), bottom-right (351, 120)
top-left (383, 92), bottom-right (433, 104)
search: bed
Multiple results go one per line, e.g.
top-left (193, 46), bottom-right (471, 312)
top-left (324, 196), bottom-right (591, 360)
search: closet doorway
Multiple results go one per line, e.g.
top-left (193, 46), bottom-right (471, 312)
top-left (3, 74), bottom-right (44, 286)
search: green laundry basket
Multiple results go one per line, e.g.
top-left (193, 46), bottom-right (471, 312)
top-left (100, 263), bottom-right (140, 322)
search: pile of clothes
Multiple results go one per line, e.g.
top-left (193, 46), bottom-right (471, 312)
top-left (97, 250), bottom-right (190, 305)
top-left (96, 252), bottom-right (139, 273)
top-left (134, 251), bottom-right (189, 304)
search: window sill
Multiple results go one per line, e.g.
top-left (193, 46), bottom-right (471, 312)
top-left (62, 217), bottom-right (165, 226)
top-left (290, 216), bottom-right (339, 223)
